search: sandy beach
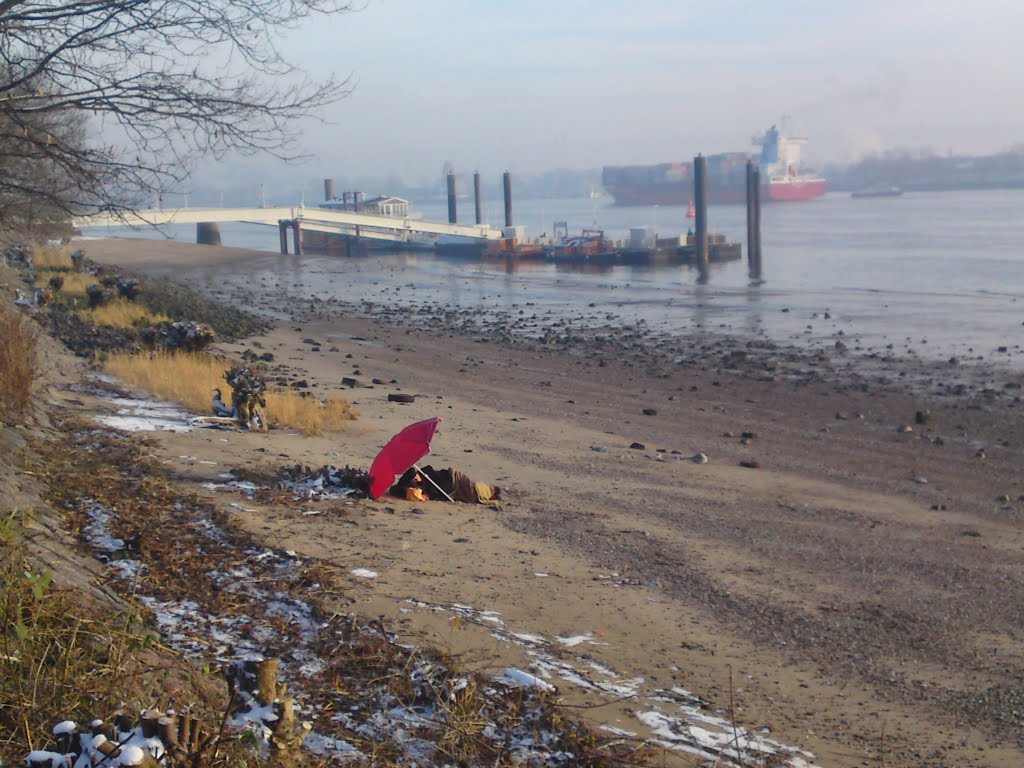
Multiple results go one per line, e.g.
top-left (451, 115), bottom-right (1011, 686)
top-left (79, 237), bottom-right (1024, 767)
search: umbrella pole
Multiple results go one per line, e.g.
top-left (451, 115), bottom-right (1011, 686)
top-left (413, 464), bottom-right (457, 503)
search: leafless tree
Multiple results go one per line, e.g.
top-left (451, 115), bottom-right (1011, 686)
top-left (0, 0), bottom-right (357, 228)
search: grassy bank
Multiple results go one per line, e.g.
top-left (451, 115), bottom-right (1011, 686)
top-left (103, 351), bottom-right (355, 435)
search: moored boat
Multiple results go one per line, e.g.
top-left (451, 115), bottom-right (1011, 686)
top-left (545, 229), bottom-right (617, 264)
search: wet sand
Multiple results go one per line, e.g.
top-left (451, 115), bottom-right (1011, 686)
top-left (82, 237), bottom-right (1024, 767)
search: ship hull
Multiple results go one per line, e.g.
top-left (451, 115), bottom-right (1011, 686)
top-left (605, 178), bottom-right (825, 206)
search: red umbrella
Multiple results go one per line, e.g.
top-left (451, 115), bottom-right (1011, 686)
top-left (368, 417), bottom-right (443, 500)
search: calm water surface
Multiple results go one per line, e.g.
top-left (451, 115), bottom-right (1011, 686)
top-left (84, 189), bottom-right (1024, 368)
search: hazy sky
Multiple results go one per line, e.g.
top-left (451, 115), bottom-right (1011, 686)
top-left (208, 0), bottom-right (1024, 185)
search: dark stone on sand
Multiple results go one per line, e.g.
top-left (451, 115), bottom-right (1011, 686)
top-left (629, 442), bottom-right (645, 450)
top-left (642, 408), bottom-right (657, 416)
top-left (915, 409), bottom-right (931, 425)
top-left (259, 352), bottom-right (274, 362)
top-left (291, 380), bottom-right (308, 388)
top-left (741, 431), bottom-right (757, 439)
top-left (372, 378), bottom-right (386, 385)
top-left (739, 460), bottom-right (761, 469)
top-left (388, 393), bottom-right (415, 404)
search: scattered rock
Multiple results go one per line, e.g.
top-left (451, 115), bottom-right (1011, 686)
top-left (915, 409), bottom-right (931, 425)
top-left (642, 408), bottom-right (658, 416)
top-left (911, 476), bottom-right (928, 484)
top-left (629, 442), bottom-right (645, 450)
top-left (691, 453), bottom-right (709, 464)
top-left (388, 393), bottom-right (415, 404)
top-left (898, 425), bottom-right (913, 433)
top-left (739, 460), bottom-right (760, 469)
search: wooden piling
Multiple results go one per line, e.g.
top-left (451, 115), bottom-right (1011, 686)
top-left (474, 171), bottom-right (482, 225)
top-left (323, 178), bottom-right (335, 202)
top-left (745, 161), bottom-right (756, 278)
top-left (291, 220), bottom-right (302, 256)
top-left (694, 155), bottom-right (708, 280)
top-left (196, 222), bottom-right (221, 246)
top-left (752, 167), bottom-right (763, 280)
top-left (503, 171), bottom-right (513, 227)
top-left (447, 172), bottom-right (457, 224)
top-left (278, 220), bottom-right (289, 254)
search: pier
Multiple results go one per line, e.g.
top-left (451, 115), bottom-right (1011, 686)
top-left (73, 205), bottom-right (506, 251)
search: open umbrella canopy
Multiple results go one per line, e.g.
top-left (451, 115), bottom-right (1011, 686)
top-left (368, 417), bottom-right (442, 499)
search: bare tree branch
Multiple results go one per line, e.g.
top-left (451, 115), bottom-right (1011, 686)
top-left (0, 0), bottom-right (358, 230)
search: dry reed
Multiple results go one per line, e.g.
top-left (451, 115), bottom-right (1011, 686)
top-left (103, 351), bottom-right (354, 435)
top-left (0, 303), bottom-right (39, 422)
top-left (35, 269), bottom-right (97, 295)
top-left (80, 299), bottom-right (169, 328)
top-left (29, 243), bottom-right (72, 269)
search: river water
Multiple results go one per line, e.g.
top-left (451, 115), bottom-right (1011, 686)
top-left (84, 189), bottom-right (1024, 369)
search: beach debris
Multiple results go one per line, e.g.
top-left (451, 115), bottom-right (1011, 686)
top-left (911, 476), bottom-right (929, 484)
top-left (140, 320), bottom-right (216, 352)
top-left (915, 409), bottom-right (932, 425)
top-left (277, 464), bottom-right (367, 499)
top-left (211, 388), bottom-right (235, 418)
top-left (898, 424), bottom-right (913, 433)
top-left (387, 393), bottom-right (415, 403)
top-left (225, 363), bottom-right (268, 432)
top-left (591, 445), bottom-right (608, 453)
top-left (642, 407), bottom-right (658, 416)
top-left (739, 460), bottom-right (761, 469)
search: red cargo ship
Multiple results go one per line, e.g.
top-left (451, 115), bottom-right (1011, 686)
top-left (602, 121), bottom-right (826, 206)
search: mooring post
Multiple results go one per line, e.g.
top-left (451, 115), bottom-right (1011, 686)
top-left (292, 220), bottom-right (302, 255)
top-left (323, 178), bottom-right (335, 202)
top-left (446, 172), bottom-right (457, 224)
top-left (503, 171), bottom-right (513, 227)
top-left (745, 161), bottom-right (756, 278)
top-left (474, 171), bottom-right (482, 225)
top-left (753, 167), bottom-right (763, 280)
top-left (694, 154), bottom-right (708, 280)
top-left (196, 222), bottom-right (221, 246)
top-left (278, 220), bottom-right (289, 254)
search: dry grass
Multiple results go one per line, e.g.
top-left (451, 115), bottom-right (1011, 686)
top-left (0, 303), bottom-right (39, 422)
top-left (79, 298), bottom-right (169, 328)
top-left (103, 351), bottom-right (355, 435)
top-left (34, 269), bottom-right (97, 295)
top-left (30, 243), bottom-right (73, 269)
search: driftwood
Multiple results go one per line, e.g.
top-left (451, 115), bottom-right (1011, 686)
top-left (226, 657), bottom-right (308, 753)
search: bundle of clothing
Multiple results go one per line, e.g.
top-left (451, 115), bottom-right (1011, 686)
top-left (394, 465), bottom-right (500, 504)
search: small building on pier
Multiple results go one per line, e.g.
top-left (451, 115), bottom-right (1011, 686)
top-left (321, 195), bottom-right (410, 217)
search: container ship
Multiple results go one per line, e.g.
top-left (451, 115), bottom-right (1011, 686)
top-left (602, 123), bottom-right (826, 206)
